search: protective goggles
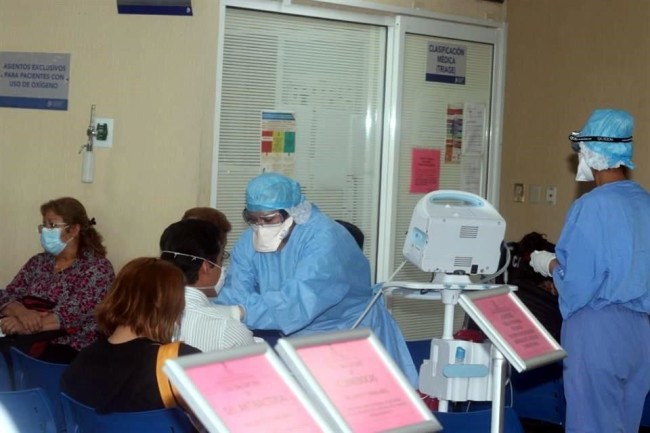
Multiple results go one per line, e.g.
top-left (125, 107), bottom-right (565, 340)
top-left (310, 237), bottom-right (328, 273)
top-left (569, 131), bottom-right (633, 152)
top-left (242, 209), bottom-right (285, 227)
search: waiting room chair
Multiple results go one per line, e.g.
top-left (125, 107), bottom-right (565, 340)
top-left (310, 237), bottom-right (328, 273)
top-left (335, 219), bottom-right (365, 249)
top-left (60, 393), bottom-right (195, 433)
top-left (642, 391), bottom-right (650, 427)
top-left (434, 407), bottom-right (525, 433)
top-left (0, 388), bottom-right (57, 433)
top-left (0, 353), bottom-right (12, 391)
top-left (10, 347), bottom-right (68, 432)
top-left (510, 361), bottom-right (565, 426)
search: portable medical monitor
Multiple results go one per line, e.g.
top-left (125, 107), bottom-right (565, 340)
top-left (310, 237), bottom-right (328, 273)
top-left (459, 286), bottom-right (567, 372)
top-left (163, 342), bottom-right (333, 433)
top-left (275, 329), bottom-right (442, 433)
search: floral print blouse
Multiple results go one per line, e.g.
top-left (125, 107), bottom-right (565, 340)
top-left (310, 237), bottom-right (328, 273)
top-left (1, 249), bottom-right (115, 350)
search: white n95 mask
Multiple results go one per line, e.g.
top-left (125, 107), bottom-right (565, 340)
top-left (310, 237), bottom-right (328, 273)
top-left (576, 154), bottom-right (595, 182)
top-left (253, 217), bottom-right (294, 252)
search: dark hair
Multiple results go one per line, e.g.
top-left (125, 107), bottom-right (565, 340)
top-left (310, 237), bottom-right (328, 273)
top-left (181, 207), bottom-right (231, 247)
top-left (159, 219), bottom-right (223, 285)
top-left (40, 197), bottom-right (107, 257)
top-left (96, 257), bottom-right (185, 343)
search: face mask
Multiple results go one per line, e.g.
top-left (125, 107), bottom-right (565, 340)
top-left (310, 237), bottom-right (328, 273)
top-left (40, 227), bottom-right (70, 255)
top-left (252, 217), bottom-right (294, 252)
top-left (161, 250), bottom-right (224, 293)
top-left (576, 153), bottom-right (595, 182)
top-left (214, 265), bottom-right (227, 295)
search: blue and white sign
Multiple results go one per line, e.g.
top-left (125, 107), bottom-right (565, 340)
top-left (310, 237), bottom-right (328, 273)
top-left (426, 42), bottom-right (467, 85)
top-left (0, 52), bottom-right (71, 110)
top-left (117, 0), bottom-right (192, 15)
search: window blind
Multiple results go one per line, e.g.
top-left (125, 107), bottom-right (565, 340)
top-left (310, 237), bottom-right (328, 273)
top-left (216, 7), bottom-right (386, 277)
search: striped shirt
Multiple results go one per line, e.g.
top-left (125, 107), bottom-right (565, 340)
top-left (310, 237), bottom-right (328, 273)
top-left (179, 286), bottom-right (255, 352)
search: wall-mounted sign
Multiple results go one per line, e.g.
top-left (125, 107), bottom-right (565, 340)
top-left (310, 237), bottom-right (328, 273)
top-left (117, 0), bottom-right (192, 15)
top-left (0, 52), bottom-right (70, 111)
top-left (260, 110), bottom-right (296, 176)
top-left (426, 42), bottom-right (467, 85)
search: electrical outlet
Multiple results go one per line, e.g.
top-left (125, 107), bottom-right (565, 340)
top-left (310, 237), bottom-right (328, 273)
top-left (94, 118), bottom-right (113, 148)
top-left (546, 186), bottom-right (557, 205)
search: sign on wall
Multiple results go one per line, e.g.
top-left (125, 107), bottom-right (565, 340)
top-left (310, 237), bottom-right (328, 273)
top-left (426, 42), bottom-right (467, 85)
top-left (0, 52), bottom-right (71, 111)
top-left (117, 0), bottom-right (192, 15)
top-left (260, 110), bottom-right (297, 176)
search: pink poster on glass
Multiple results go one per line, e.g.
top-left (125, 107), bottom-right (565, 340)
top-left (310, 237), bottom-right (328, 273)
top-left (410, 148), bottom-right (441, 194)
top-left (185, 354), bottom-right (322, 433)
top-left (297, 339), bottom-right (425, 433)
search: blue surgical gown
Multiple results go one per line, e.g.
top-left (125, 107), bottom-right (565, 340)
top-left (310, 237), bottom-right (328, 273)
top-left (553, 180), bottom-right (650, 319)
top-left (217, 205), bottom-right (419, 387)
top-left (552, 180), bottom-right (650, 433)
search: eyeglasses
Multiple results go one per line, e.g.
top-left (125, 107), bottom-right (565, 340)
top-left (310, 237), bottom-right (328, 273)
top-left (37, 223), bottom-right (69, 233)
top-left (242, 209), bottom-right (285, 227)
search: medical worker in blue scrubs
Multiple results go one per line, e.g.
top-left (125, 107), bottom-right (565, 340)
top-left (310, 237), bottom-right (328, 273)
top-left (217, 172), bottom-right (418, 387)
top-left (530, 109), bottom-right (650, 433)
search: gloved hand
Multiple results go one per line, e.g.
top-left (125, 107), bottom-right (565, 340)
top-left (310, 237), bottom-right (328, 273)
top-left (530, 250), bottom-right (556, 278)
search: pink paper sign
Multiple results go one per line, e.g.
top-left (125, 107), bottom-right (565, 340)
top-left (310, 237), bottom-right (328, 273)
top-left (297, 339), bottom-right (425, 433)
top-left (472, 293), bottom-right (556, 360)
top-left (185, 354), bottom-right (322, 433)
top-left (410, 148), bottom-right (440, 193)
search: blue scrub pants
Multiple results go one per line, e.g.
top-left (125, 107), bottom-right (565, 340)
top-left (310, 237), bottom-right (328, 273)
top-left (562, 305), bottom-right (650, 433)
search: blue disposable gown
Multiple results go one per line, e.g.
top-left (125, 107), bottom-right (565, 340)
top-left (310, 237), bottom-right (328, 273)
top-left (552, 180), bottom-right (650, 433)
top-left (553, 180), bottom-right (650, 319)
top-left (217, 205), bottom-right (418, 387)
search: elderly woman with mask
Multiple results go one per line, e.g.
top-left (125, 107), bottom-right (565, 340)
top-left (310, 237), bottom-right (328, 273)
top-left (216, 172), bottom-right (418, 387)
top-left (530, 109), bottom-right (650, 433)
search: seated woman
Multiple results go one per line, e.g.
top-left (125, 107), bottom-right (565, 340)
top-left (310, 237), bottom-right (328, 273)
top-left (60, 257), bottom-right (200, 413)
top-left (0, 197), bottom-right (114, 362)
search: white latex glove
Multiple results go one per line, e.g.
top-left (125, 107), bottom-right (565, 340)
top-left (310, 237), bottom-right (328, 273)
top-left (530, 250), bottom-right (556, 278)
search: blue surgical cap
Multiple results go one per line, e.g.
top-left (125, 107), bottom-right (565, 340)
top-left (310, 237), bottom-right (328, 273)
top-left (575, 108), bottom-right (634, 170)
top-left (245, 172), bottom-right (305, 212)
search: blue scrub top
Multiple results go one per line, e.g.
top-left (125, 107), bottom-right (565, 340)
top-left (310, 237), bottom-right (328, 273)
top-left (553, 180), bottom-right (650, 319)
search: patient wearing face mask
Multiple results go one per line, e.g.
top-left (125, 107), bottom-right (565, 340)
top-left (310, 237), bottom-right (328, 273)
top-left (0, 197), bottom-right (114, 363)
top-left (160, 219), bottom-right (255, 352)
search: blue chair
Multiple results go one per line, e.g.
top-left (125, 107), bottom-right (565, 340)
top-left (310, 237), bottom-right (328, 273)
top-left (0, 353), bottom-right (12, 391)
top-left (434, 407), bottom-right (525, 433)
top-left (10, 347), bottom-right (68, 432)
top-left (641, 391), bottom-right (650, 427)
top-left (60, 393), bottom-right (195, 433)
top-left (510, 361), bottom-right (565, 426)
top-left (0, 388), bottom-right (57, 433)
